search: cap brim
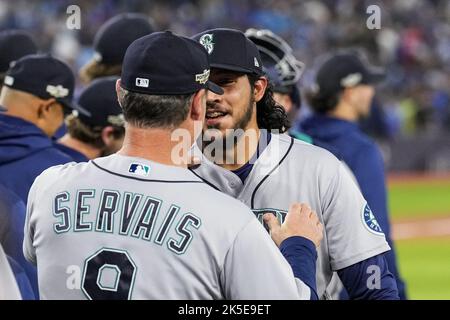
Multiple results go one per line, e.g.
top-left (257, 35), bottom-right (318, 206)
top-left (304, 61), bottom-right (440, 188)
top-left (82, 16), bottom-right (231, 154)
top-left (210, 63), bottom-right (263, 76)
top-left (365, 68), bottom-right (386, 84)
top-left (206, 81), bottom-right (224, 95)
top-left (60, 100), bottom-right (92, 117)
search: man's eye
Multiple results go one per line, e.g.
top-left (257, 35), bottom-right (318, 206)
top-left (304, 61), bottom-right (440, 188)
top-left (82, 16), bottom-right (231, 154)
top-left (217, 79), bottom-right (235, 86)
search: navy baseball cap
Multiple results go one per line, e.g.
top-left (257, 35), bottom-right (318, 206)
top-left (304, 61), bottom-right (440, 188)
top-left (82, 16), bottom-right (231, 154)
top-left (192, 28), bottom-right (264, 76)
top-left (121, 31), bottom-right (223, 95)
top-left (93, 13), bottom-right (155, 65)
top-left (315, 52), bottom-right (385, 96)
top-left (0, 30), bottom-right (38, 73)
top-left (3, 54), bottom-right (90, 116)
top-left (76, 77), bottom-right (124, 128)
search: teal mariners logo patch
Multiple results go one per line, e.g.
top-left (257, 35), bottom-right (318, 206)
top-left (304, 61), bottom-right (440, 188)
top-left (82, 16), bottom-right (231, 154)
top-left (362, 203), bottom-right (384, 235)
top-left (199, 34), bottom-right (214, 54)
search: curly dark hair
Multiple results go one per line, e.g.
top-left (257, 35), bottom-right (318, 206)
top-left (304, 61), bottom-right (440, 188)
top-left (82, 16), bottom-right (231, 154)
top-left (248, 74), bottom-right (290, 133)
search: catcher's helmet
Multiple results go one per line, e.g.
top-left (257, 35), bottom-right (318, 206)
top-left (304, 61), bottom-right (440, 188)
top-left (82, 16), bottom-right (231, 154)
top-left (245, 28), bottom-right (304, 103)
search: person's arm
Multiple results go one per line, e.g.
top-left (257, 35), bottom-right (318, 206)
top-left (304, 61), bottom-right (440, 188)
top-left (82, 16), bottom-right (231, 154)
top-left (1, 188), bottom-right (39, 298)
top-left (221, 204), bottom-right (323, 300)
top-left (0, 245), bottom-right (21, 300)
top-left (337, 254), bottom-right (399, 300)
top-left (320, 160), bottom-right (399, 299)
top-left (264, 203), bottom-right (323, 300)
top-left (352, 144), bottom-right (407, 299)
top-left (7, 256), bottom-right (35, 300)
top-left (279, 236), bottom-right (319, 300)
top-left (221, 219), bottom-right (311, 299)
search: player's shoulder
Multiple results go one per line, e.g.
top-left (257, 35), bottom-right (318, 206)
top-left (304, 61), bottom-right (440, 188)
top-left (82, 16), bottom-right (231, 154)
top-left (195, 182), bottom-right (256, 220)
top-left (277, 133), bottom-right (341, 167)
top-left (33, 161), bottom-right (90, 190)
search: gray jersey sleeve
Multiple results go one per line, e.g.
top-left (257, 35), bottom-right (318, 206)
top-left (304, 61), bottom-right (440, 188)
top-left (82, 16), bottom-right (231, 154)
top-left (322, 162), bottom-right (390, 271)
top-left (221, 218), bottom-right (311, 300)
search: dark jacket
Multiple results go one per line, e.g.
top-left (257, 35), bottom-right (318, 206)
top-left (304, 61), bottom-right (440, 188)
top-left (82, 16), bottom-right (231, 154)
top-left (0, 113), bottom-right (73, 203)
top-left (0, 183), bottom-right (37, 298)
top-left (54, 143), bottom-right (89, 163)
top-left (300, 114), bottom-right (407, 299)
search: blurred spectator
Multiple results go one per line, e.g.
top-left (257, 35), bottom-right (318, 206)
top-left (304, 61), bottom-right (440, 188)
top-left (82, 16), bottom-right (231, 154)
top-left (56, 77), bottom-right (125, 161)
top-left (0, 30), bottom-right (37, 88)
top-left (79, 13), bottom-right (154, 84)
top-left (0, 183), bottom-right (36, 299)
top-left (300, 52), bottom-right (407, 299)
top-left (0, 0), bottom-right (448, 137)
top-left (0, 55), bottom-right (89, 203)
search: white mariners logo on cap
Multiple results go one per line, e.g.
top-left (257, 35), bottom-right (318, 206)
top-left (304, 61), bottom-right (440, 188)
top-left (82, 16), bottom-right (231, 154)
top-left (254, 57), bottom-right (260, 68)
top-left (199, 34), bottom-right (214, 54)
top-left (361, 203), bottom-right (384, 235)
top-left (129, 163), bottom-right (150, 177)
top-left (46, 85), bottom-right (69, 98)
top-left (195, 69), bottom-right (210, 85)
top-left (341, 73), bottom-right (362, 87)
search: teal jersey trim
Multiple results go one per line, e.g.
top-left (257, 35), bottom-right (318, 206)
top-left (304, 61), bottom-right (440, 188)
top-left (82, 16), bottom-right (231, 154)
top-left (289, 130), bottom-right (313, 144)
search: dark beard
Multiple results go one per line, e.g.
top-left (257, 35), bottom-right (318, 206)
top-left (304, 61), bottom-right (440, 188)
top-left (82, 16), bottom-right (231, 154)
top-left (203, 95), bottom-right (255, 151)
top-left (233, 95), bottom-right (254, 133)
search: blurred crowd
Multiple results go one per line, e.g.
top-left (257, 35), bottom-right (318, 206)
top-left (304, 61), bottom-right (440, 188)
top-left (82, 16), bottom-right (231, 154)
top-left (0, 0), bottom-right (449, 138)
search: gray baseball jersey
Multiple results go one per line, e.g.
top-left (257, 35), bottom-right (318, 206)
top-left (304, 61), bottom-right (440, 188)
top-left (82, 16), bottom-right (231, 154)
top-left (191, 133), bottom-right (391, 299)
top-left (24, 154), bottom-right (311, 300)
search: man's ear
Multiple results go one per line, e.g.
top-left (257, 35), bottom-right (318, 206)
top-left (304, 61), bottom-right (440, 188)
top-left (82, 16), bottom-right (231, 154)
top-left (37, 98), bottom-right (57, 118)
top-left (190, 89), bottom-right (206, 122)
top-left (116, 79), bottom-right (123, 108)
top-left (253, 76), bottom-right (268, 103)
top-left (101, 126), bottom-right (115, 145)
top-left (341, 87), bottom-right (354, 104)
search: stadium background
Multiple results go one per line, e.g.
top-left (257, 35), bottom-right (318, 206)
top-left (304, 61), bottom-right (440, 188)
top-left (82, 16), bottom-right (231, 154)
top-left (1, 0), bottom-right (449, 299)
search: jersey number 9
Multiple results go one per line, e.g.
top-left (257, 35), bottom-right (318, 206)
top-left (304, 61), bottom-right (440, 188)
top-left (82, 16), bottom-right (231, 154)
top-left (81, 248), bottom-right (137, 300)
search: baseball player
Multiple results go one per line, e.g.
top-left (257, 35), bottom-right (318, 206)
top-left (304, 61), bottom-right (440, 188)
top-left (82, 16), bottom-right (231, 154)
top-left (24, 31), bottom-right (323, 300)
top-left (0, 55), bottom-right (90, 297)
top-left (190, 28), bottom-right (399, 299)
top-left (0, 54), bottom-right (90, 203)
top-left (79, 13), bottom-right (154, 84)
top-left (54, 13), bottom-right (153, 141)
top-left (56, 77), bottom-right (125, 162)
top-left (53, 13), bottom-right (154, 141)
top-left (0, 30), bottom-right (37, 90)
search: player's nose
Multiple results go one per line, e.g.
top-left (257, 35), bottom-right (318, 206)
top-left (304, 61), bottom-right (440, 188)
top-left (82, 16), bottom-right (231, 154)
top-left (206, 89), bottom-right (223, 103)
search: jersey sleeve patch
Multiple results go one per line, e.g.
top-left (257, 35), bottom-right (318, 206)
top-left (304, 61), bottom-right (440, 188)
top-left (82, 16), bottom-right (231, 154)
top-left (361, 203), bottom-right (384, 236)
